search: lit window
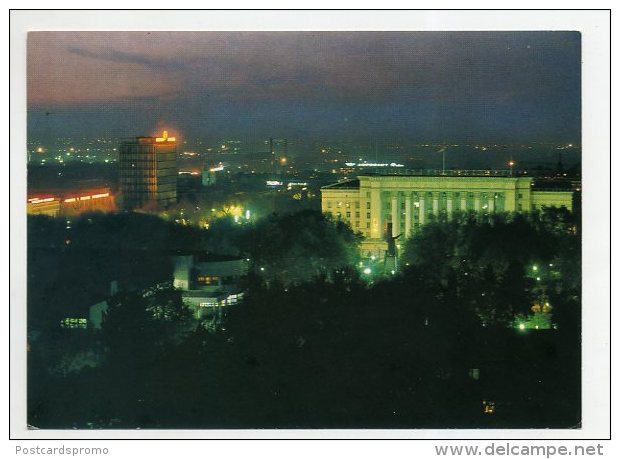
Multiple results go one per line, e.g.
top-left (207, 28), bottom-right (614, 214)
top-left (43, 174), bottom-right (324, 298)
top-left (197, 275), bottom-right (220, 285)
top-left (60, 318), bottom-right (88, 329)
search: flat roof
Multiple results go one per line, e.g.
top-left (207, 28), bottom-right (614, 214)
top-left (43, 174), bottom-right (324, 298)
top-left (321, 179), bottom-right (360, 190)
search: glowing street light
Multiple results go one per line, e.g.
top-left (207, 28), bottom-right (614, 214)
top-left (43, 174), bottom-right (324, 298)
top-left (363, 267), bottom-right (372, 275)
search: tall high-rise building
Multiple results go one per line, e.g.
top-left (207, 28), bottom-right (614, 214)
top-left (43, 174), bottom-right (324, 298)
top-left (118, 130), bottom-right (178, 210)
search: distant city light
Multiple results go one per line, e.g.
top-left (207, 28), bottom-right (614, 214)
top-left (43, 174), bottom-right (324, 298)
top-left (344, 162), bottom-right (404, 168)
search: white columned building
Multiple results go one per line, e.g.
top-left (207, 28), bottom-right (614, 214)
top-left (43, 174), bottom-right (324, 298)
top-left (321, 174), bottom-right (575, 258)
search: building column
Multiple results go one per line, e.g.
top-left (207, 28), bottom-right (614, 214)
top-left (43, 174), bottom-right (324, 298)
top-left (419, 195), bottom-right (426, 225)
top-left (370, 188), bottom-right (382, 239)
top-left (460, 194), bottom-right (467, 212)
top-left (391, 194), bottom-right (400, 237)
top-left (474, 193), bottom-right (481, 212)
top-left (488, 193), bottom-right (495, 213)
top-left (446, 193), bottom-right (453, 220)
top-left (432, 192), bottom-right (439, 215)
top-left (405, 194), bottom-right (412, 237)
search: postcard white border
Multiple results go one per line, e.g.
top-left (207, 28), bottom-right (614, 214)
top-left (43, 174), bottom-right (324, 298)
top-left (9, 9), bottom-right (611, 443)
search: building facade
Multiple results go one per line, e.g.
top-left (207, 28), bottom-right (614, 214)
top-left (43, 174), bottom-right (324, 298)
top-left (119, 130), bottom-right (177, 210)
top-left (321, 174), bottom-right (574, 256)
top-left (27, 185), bottom-right (116, 218)
top-left (173, 254), bottom-right (249, 319)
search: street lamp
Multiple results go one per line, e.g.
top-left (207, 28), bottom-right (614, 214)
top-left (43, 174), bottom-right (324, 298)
top-left (508, 160), bottom-right (515, 176)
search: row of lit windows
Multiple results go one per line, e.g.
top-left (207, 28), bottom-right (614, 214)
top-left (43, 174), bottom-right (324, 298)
top-left (60, 318), bottom-right (88, 329)
top-left (197, 275), bottom-right (220, 285)
top-left (326, 201), bottom-right (371, 210)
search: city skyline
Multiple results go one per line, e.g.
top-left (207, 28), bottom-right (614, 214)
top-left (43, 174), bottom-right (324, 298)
top-left (27, 31), bottom-right (581, 144)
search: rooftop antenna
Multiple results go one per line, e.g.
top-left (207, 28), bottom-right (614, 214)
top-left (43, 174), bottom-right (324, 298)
top-left (442, 148), bottom-right (446, 174)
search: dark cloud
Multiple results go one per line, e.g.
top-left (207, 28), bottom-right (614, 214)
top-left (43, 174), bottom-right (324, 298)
top-left (28, 31), bottom-right (581, 142)
top-left (66, 46), bottom-right (189, 71)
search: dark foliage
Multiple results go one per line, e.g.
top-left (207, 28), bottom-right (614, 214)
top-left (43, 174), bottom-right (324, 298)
top-left (27, 209), bottom-right (581, 429)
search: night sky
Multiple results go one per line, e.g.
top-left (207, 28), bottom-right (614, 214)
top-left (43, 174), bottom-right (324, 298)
top-left (27, 31), bottom-right (581, 144)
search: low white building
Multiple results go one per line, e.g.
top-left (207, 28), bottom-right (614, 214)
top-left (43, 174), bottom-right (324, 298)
top-left (172, 254), bottom-right (249, 319)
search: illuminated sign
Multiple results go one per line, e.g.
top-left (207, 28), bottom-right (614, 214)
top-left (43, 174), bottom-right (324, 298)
top-left (62, 193), bottom-right (110, 203)
top-left (266, 180), bottom-right (283, 186)
top-left (155, 130), bottom-right (176, 143)
top-left (28, 197), bottom-right (55, 204)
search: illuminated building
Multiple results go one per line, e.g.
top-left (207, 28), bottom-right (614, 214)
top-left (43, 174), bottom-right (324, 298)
top-left (27, 185), bottom-right (115, 217)
top-left (27, 197), bottom-right (61, 217)
top-left (173, 254), bottom-right (249, 319)
top-left (118, 130), bottom-right (177, 210)
top-left (60, 190), bottom-right (115, 216)
top-left (321, 173), bottom-right (575, 256)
